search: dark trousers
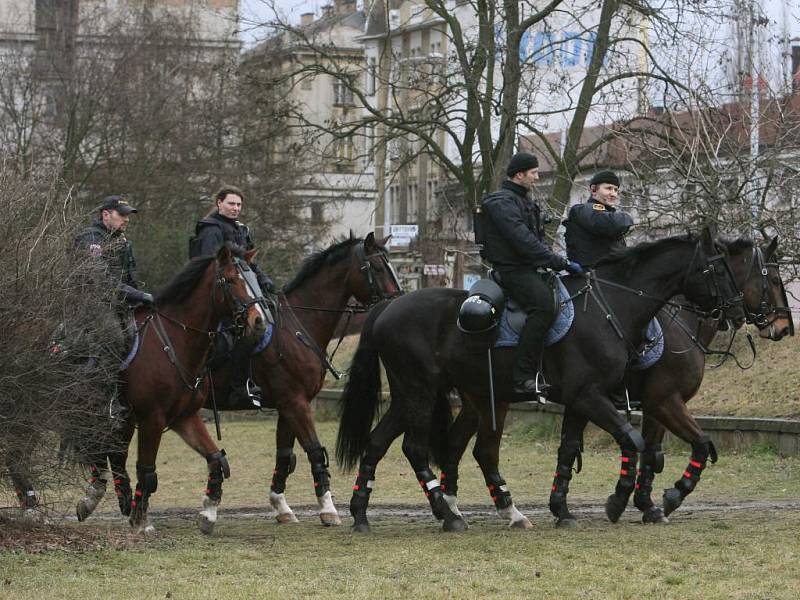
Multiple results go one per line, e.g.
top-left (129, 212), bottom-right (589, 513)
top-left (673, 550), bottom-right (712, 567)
top-left (498, 268), bottom-right (556, 382)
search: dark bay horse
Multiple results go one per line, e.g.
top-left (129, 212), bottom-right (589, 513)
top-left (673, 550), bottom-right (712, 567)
top-left (336, 229), bottom-right (745, 532)
top-left (204, 233), bottom-right (401, 526)
top-left (76, 245), bottom-right (266, 534)
top-left (442, 236), bottom-right (794, 528)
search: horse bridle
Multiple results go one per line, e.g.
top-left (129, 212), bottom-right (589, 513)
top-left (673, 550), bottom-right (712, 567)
top-left (355, 240), bottom-right (404, 306)
top-left (742, 246), bottom-right (795, 336)
top-left (684, 241), bottom-right (745, 323)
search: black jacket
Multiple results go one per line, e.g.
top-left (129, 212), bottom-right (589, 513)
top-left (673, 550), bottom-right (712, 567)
top-left (480, 180), bottom-right (569, 271)
top-left (190, 211), bottom-right (274, 291)
top-left (74, 219), bottom-right (148, 304)
top-left (563, 198), bottom-right (633, 267)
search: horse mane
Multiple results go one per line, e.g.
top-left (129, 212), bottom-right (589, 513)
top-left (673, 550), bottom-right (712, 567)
top-left (594, 233), bottom-right (699, 275)
top-left (283, 236), bottom-right (362, 295)
top-left (718, 237), bottom-right (754, 256)
top-left (155, 243), bottom-right (243, 305)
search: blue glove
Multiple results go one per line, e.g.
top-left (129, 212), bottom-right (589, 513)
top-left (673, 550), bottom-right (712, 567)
top-left (565, 261), bottom-right (583, 275)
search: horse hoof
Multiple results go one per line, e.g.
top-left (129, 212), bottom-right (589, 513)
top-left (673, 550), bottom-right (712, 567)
top-left (352, 521), bottom-right (371, 534)
top-left (509, 517), bottom-right (534, 530)
top-left (605, 494), bottom-right (627, 523)
top-left (76, 499), bottom-right (95, 522)
top-left (662, 488), bottom-right (683, 517)
top-left (555, 517), bottom-right (578, 529)
top-left (197, 513), bottom-right (216, 535)
top-left (642, 508), bottom-right (669, 525)
top-left (320, 512), bottom-right (342, 527)
top-left (275, 512), bottom-right (299, 524)
top-left (442, 518), bottom-right (468, 532)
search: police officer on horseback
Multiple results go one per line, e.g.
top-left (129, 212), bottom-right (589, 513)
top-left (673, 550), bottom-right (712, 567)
top-left (189, 185), bottom-right (276, 405)
top-left (480, 152), bottom-right (583, 395)
top-left (563, 170), bottom-right (633, 267)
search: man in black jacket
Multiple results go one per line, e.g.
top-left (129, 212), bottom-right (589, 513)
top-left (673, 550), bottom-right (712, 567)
top-left (190, 185), bottom-right (275, 405)
top-left (481, 152), bottom-right (582, 395)
top-left (563, 170), bottom-right (633, 267)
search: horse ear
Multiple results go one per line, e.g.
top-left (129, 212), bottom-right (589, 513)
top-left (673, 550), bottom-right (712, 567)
top-left (764, 236), bottom-right (778, 261)
top-left (244, 249), bottom-right (258, 263)
top-left (378, 235), bottom-right (391, 249)
top-left (217, 244), bottom-right (232, 262)
top-left (700, 224), bottom-right (716, 254)
top-left (365, 232), bottom-right (376, 250)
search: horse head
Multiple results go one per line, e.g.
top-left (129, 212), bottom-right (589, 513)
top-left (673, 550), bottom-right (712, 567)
top-left (214, 245), bottom-right (267, 339)
top-left (350, 232), bottom-right (403, 305)
top-left (725, 236), bottom-right (794, 340)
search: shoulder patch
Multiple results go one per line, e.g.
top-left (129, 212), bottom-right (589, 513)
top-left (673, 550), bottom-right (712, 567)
top-left (592, 203), bottom-right (606, 211)
top-left (88, 243), bottom-right (102, 257)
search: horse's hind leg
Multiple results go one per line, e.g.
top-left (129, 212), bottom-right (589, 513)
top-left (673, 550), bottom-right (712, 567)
top-left (348, 404), bottom-right (405, 533)
top-left (268, 414), bottom-right (299, 524)
top-left (549, 408), bottom-right (588, 528)
top-left (7, 444), bottom-right (42, 521)
top-left (76, 456), bottom-right (109, 522)
top-left (170, 413), bottom-right (230, 535)
top-left (633, 414), bottom-right (669, 524)
top-left (109, 418), bottom-right (135, 517)
top-left (439, 396), bottom-right (479, 519)
top-left (470, 397), bottom-right (532, 529)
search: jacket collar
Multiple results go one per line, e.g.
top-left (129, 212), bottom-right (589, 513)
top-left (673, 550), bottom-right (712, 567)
top-left (91, 218), bottom-right (122, 237)
top-left (502, 179), bottom-right (530, 198)
top-left (587, 196), bottom-right (616, 212)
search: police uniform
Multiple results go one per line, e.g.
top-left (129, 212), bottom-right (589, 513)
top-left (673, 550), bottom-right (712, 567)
top-left (563, 200), bottom-right (633, 266)
top-left (481, 169), bottom-right (570, 389)
top-left (190, 209), bottom-right (273, 404)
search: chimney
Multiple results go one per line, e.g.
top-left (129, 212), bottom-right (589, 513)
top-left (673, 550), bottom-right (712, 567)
top-left (321, 4), bottom-right (334, 18)
top-left (300, 12), bottom-right (314, 26)
top-left (334, 0), bottom-right (358, 14)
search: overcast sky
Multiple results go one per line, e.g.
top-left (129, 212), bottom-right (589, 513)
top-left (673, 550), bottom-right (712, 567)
top-left (239, 0), bottom-right (322, 46)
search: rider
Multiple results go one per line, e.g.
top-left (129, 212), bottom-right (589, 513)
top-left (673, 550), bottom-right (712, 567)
top-left (189, 185), bottom-right (276, 405)
top-left (563, 170), bottom-right (633, 267)
top-left (74, 195), bottom-right (153, 417)
top-left (480, 152), bottom-right (583, 395)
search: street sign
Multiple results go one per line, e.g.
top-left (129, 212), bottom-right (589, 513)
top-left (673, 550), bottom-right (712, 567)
top-left (423, 264), bottom-right (446, 276)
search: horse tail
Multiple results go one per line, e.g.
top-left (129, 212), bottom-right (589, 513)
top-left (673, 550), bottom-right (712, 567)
top-left (336, 300), bottom-right (392, 472)
top-left (429, 386), bottom-right (454, 470)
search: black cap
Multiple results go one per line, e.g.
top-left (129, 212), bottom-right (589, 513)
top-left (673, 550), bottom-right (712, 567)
top-left (506, 152), bottom-right (539, 177)
top-left (99, 195), bottom-right (137, 215)
top-left (589, 171), bottom-right (621, 187)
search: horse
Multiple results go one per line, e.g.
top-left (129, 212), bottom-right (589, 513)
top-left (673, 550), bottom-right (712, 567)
top-left (441, 236), bottom-right (794, 529)
top-left (74, 244), bottom-right (267, 534)
top-left (204, 233), bottom-right (401, 527)
top-left (335, 228), bottom-right (746, 532)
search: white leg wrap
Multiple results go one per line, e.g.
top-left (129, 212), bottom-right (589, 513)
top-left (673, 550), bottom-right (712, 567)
top-left (269, 491), bottom-right (293, 516)
top-left (443, 494), bottom-right (463, 518)
top-left (498, 503), bottom-right (532, 528)
top-left (199, 495), bottom-right (219, 524)
top-left (317, 490), bottom-right (337, 515)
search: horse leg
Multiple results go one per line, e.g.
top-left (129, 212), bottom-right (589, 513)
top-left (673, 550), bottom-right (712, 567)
top-left (7, 446), bottom-right (42, 521)
top-left (171, 413), bottom-right (230, 535)
top-left (129, 415), bottom-right (165, 534)
top-left (109, 417), bottom-right (135, 517)
top-left (268, 415), bottom-right (299, 524)
top-left (604, 388), bottom-right (643, 523)
top-left (470, 398), bottom-right (532, 529)
top-left (349, 406), bottom-right (405, 533)
top-left (549, 408), bottom-right (587, 528)
top-left (399, 396), bottom-right (466, 533)
top-left (439, 398), bottom-right (479, 520)
top-left (632, 414), bottom-right (669, 524)
top-left (76, 456), bottom-right (109, 522)
top-left (648, 400), bottom-right (716, 518)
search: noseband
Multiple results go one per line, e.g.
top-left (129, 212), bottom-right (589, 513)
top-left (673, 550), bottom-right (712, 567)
top-left (743, 247), bottom-right (795, 335)
top-left (355, 241), bottom-right (403, 305)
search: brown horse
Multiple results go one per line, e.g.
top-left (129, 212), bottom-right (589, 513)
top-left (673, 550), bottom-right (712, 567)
top-left (75, 244), bottom-right (266, 534)
top-left (205, 233), bottom-right (401, 526)
top-left (440, 236), bottom-right (793, 528)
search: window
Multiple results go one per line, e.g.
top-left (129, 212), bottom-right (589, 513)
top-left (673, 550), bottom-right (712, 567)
top-left (333, 76), bottom-right (355, 106)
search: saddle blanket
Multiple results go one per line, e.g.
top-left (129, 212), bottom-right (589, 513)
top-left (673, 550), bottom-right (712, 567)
top-left (494, 278), bottom-right (664, 369)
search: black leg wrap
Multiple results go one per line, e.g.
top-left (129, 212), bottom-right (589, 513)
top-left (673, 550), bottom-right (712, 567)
top-left (485, 473), bottom-right (513, 510)
top-left (89, 463), bottom-right (107, 485)
top-left (664, 436), bottom-right (713, 517)
top-left (133, 463), bottom-right (157, 513)
top-left (270, 448), bottom-right (297, 495)
top-left (205, 450), bottom-right (229, 503)
top-left (350, 463), bottom-right (376, 530)
top-left (549, 441), bottom-right (581, 521)
top-left (15, 486), bottom-right (38, 509)
top-left (605, 448), bottom-right (638, 523)
top-left (113, 474), bottom-right (133, 516)
top-left (308, 446), bottom-right (331, 498)
top-left (439, 464), bottom-right (459, 496)
top-left (633, 444), bottom-right (662, 513)
top-left (612, 422), bottom-right (646, 452)
top-left (415, 468), bottom-right (446, 519)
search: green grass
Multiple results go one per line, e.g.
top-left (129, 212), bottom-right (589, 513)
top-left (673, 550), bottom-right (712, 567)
top-left (3, 419), bottom-right (800, 599)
